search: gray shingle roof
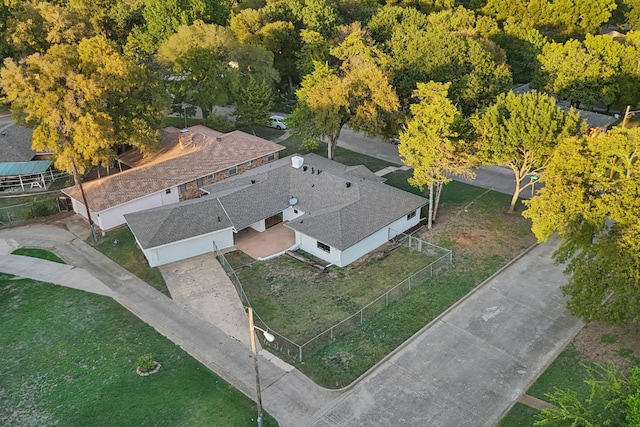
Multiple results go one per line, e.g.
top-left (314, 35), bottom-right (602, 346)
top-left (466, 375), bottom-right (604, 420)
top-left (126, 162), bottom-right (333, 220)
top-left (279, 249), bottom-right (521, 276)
top-left (202, 154), bottom-right (428, 250)
top-left (124, 197), bottom-right (233, 249)
top-left (63, 126), bottom-right (284, 212)
top-left (0, 123), bottom-right (36, 162)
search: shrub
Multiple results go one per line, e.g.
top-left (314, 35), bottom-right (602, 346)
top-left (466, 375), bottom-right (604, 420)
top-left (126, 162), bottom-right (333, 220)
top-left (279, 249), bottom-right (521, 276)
top-left (136, 354), bottom-right (156, 373)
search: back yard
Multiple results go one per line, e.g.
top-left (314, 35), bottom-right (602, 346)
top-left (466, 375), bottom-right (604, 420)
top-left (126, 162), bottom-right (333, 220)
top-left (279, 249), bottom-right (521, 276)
top-left (226, 177), bottom-right (537, 387)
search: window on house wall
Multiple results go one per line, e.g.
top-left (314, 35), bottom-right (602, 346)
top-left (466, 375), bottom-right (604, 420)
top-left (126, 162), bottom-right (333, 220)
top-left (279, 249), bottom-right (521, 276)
top-left (317, 241), bottom-right (330, 253)
top-left (245, 161), bottom-right (251, 167)
top-left (179, 184), bottom-right (187, 193)
top-left (407, 210), bottom-right (416, 220)
top-left (197, 178), bottom-right (203, 187)
top-left (166, 189), bottom-right (171, 194)
top-left (207, 174), bottom-right (213, 179)
top-left (268, 153), bottom-right (276, 162)
top-left (229, 166), bottom-right (237, 175)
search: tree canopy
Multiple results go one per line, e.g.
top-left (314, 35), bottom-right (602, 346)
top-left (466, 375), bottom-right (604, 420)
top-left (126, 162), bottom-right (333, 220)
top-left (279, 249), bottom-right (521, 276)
top-left (0, 36), bottom-right (169, 175)
top-left (289, 31), bottom-right (398, 159)
top-left (536, 363), bottom-right (640, 426)
top-left (398, 81), bottom-right (474, 228)
top-left (473, 90), bottom-right (585, 213)
top-left (523, 127), bottom-right (640, 326)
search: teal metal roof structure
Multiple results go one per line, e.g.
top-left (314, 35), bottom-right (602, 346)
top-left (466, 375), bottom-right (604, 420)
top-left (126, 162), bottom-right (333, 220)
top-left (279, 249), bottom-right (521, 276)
top-left (0, 160), bottom-right (51, 177)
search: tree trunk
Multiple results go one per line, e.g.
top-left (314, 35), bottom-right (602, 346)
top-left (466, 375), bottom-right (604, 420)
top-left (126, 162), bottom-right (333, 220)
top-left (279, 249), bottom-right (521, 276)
top-left (427, 182), bottom-right (434, 229)
top-left (433, 182), bottom-right (443, 222)
top-left (509, 174), bottom-right (521, 213)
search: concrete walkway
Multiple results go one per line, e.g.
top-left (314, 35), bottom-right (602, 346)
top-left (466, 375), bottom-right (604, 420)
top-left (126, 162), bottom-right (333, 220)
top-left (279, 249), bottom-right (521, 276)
top-left (0, 219), bottom-right (582, 426)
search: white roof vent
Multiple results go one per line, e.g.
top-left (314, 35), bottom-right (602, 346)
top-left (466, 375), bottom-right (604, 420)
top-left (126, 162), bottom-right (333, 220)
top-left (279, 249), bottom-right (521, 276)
top-left (289, 197), bottom-right (298, 206)
top-left (291, 156), bottom-right (304, 169)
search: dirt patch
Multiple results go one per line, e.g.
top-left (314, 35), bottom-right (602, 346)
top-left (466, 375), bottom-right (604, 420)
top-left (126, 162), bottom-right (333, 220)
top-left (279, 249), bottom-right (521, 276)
top-left (455, 229), bottom-right (489, 246)
top-left (572, 321), bottom-right (640, 372)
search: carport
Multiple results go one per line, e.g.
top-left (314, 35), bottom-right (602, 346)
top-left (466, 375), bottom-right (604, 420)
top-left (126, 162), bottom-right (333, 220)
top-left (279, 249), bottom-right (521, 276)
top-left (0, 160), bottom-right (54, 192)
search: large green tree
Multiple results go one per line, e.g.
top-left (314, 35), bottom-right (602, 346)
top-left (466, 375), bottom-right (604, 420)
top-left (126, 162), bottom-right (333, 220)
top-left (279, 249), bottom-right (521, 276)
top-left (157, 20), bottom-right (278, 117)
top-left (473, 90), bottom-right (584, 213)
top-left (536, 37), bottom-right (619, 108)
top-left (523, 127), bottom-right (640, 326)
top-left (232, 75), bottom-right (274, 130)
top-left (0, 36), bottom-right (169, 176)
top-left (387, 25), bottom-right (512, 114)
top-left (126, 0), bottom-right (231, 56)
top-left (398, 81), bottom-right (474, 229)
top-left (289, 31), bottom-right (398, 159)
top-left (5, 1), bottom-right (92, 57)
top-left (536, 363), bottom-right (640, 426)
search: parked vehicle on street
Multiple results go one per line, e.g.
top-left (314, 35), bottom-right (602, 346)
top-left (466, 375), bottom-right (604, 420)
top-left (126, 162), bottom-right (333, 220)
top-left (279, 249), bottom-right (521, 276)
top-left (268, 115), bottom-right (287, 130)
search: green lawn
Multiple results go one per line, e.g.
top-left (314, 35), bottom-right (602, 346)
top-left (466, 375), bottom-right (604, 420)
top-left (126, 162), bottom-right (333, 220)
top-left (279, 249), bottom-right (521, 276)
top-left (230, 245), bottom-right (440, 343)
top-left (497, 345), bottom-right (592, 425)
top-left (88, 227), bottom-right (169, 296)
top-left (11, 248), bottom-right (66, 264)
top-left (0, 274), bottom-right (277, 426)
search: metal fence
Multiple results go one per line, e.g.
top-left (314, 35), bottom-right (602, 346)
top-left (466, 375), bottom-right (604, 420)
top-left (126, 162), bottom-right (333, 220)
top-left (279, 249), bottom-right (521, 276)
top-left (0, 197), bottom-right (64, 227)
top-left (212, 232), bottom-right (453, 361)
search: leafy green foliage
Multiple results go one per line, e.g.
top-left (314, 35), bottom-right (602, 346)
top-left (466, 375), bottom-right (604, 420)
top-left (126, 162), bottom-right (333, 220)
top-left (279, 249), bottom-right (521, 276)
top-left (523, 127), bottom-right (640, 326)
top-left (387, 24), bottom-right (512, 114)
top-left (290, 30), bottom-right (397, 159)
top-left (398, 81), bottom-right (473, 227)
top-left (125, 0), bottom-right (231, 55)
top-left (536, 363), bottom-right (640, 426)
top-left (5, 1), bottom-right (92, 57)
top-left (135, 353), bottom-right (157, 372)
top-left (233, 75), bottom-right (275, 128)
top-left (473, 90), bottom-right (584, 213)
top-left (1, 36), bottom-right (170, 176)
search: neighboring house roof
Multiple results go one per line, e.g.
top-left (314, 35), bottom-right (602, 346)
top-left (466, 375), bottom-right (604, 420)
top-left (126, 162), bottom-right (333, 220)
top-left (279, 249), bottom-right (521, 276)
top-left (62, 126), bottom-right (285, 212)
top-left (202, 153), bottom-right (428, 250)
top-left (124, 197), bottom-right (233, 249)
top-left (0, 123), bottom-right (36, 163)
top-left (0, 160), bottom-right (51, 177)
top-left (558, 106), bottom-right (617, 130)
top-left (511, 84), bottom-right (618, 130)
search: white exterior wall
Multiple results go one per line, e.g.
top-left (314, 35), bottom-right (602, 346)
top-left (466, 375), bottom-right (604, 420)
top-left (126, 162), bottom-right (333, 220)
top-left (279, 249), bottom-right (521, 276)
top-left (298, 209), bottom-right (422, 267)
top-left (141, 228), bottom-right (234, 267)
top-left (296, 232), bottom-right (342, 266)
top-left (71, 189), bottom-right (180, 230)
top-left (249, 220), bottom-right (266, 232)
top-left (282, 206), bottom-right (304, 221)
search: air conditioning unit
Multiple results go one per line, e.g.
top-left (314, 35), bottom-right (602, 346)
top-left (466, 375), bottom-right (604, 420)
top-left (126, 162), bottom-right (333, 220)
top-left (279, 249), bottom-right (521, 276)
top-left (291, 155), bottom-right (304, 169)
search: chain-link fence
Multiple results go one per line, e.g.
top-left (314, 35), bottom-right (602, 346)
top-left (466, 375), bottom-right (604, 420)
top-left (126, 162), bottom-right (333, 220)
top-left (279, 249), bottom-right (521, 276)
top-left (0, 197), bottom-right (64, 227)
top-left (212, 232), bottom-right (452, 361)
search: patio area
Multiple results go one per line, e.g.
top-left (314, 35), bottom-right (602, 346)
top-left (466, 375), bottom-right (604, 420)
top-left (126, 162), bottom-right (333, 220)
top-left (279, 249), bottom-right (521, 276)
top-left (233, 223), bottom-right (296, 260)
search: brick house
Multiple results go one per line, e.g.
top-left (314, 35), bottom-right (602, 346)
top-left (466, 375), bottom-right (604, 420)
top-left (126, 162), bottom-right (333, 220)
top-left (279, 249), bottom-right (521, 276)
top-left (62, 125), bottom-right (284, 230)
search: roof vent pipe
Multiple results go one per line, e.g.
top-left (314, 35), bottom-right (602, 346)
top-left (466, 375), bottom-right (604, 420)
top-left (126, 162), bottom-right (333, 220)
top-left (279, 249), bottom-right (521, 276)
top-left (346, 182), bottom-right (351, 188)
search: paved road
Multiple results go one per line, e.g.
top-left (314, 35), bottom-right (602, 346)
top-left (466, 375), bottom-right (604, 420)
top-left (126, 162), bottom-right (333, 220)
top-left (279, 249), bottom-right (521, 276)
top-left (336, 127), bottom-right (531, 199)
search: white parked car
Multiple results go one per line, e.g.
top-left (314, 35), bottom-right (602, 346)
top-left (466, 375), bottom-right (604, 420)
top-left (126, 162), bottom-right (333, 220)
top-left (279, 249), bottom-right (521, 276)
top-left (268, 115), bottom-right (287, 130)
